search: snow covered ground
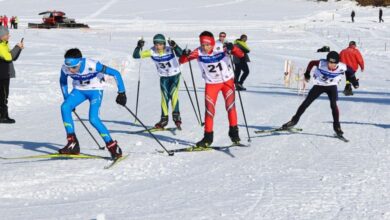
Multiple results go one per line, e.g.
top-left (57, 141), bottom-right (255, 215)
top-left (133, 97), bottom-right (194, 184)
top-left (0, 0), bottom-right (389, 219)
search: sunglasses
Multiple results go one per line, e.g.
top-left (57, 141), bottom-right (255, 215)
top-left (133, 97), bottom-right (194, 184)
top-left (201, 43), bottom-right (211, 47)
top-left (219, 35), bottom-right (226, 38)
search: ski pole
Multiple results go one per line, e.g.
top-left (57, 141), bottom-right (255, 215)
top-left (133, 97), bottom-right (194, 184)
top-left (73, 111), bottom-right (105, 150)
top-left (168, 40), bottom-right (201, 125)
top-left (123, 105), bottom-right (174, 156)
top-left (229, 54), bottom-right (251, 143)
top-left (187, 59), bottom-right (204, 126)
top-left (182, 78), bottom-right (201, 125)
top-left (134, 39), bottom-right (143, 124)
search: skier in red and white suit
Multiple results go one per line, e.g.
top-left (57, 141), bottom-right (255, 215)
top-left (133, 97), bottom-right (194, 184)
top-left (179, 31), bottom-right (244, 147)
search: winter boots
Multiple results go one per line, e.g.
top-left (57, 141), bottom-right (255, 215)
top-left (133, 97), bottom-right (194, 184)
top-left (154, 116), bottom-right (169, 129)
top-left (196, 132), bottom-right (213, 148)
top-left (229, 126), bottom-right (241, 143)
top-left (58, 134), bottom-right (80, 155)
top-left (0, 116), bottom-right (15, 124)
top-left (106, 140), bottom-right (123, 160)
top-left (0, 108), bottom-right (15, 124)
top-left (343, 83), bottom-right (353, 96)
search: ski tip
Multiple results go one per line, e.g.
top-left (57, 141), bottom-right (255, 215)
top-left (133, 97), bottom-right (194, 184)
top-left (104, 155), bottom-right (129, 169)
top-left (334, 134), bottom-right (350, 142)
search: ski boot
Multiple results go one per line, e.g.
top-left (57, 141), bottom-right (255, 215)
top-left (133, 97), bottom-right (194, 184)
top-left (58, 134), bottom-right (80, 154)
top-left (282, 118), bottom-right (298, 130)
top-left (236, 83), bottom-right (246, 91)
top-left (195, 132), bottom-right (213, 148)
top-left (228, 126), bottom-right (241, 144)
top-left (106, 140), bottom-right (122, 160)
top-left (172, 112), bottom-right (182, 130)
top-left (343, 83), bottom-right (353, 96)
top-left (154, 116), bottom-right (168, 129)
top-left (334, 124), bottom-right (344, 137)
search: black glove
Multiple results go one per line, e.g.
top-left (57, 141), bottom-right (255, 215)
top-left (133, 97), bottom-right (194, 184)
top-left (224, 42), bottom-right (234, 52)
top-left (352, 78), bottom-right (359, 89)
top-left (137, 39), bottom-right (145, 48)
top-left (168, 40), bottom-right (176, 48)
top-left (116, 92), bottom-right (127, 106)
top-left (182, 48), bottom-right (191, 56)
top-left (304, 71), bottom-right (311, 81)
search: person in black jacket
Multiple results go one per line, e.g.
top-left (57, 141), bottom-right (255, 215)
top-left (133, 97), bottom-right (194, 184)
top-left (233, 34), bottom-right (250, 91)
top-left (351, 10), bottom-right (355, 23)
top-left (379, 8), bottom-right (384, 23)
top-left (0, 26), bottom-right (23, 123)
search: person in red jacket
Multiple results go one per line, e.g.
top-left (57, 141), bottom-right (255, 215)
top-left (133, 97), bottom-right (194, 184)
top-left (339, 41), bottom-right (364, 96)
top-left (179, 31), bottom-right (244, 147)
top-left (3, 15), bottom-right (8, 28)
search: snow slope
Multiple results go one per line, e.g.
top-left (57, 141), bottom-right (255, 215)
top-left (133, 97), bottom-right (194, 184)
top-left (0, 0), bottom-right (389, 219)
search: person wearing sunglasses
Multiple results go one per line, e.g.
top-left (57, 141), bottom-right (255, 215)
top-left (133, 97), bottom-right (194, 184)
top-left (217, 32), bottom-right (227, 44)
top-left (179, 31), bottom-right (245, 148)
top-left (59, 48), bottom-right (127, 160)
top-left (281, 51), bottom-right (359, 137)
top-left (132, 34), bottom-right (183, 129)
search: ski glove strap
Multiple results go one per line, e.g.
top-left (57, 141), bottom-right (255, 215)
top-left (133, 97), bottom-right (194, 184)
top-left (116, 92), bottom-right (127, 106)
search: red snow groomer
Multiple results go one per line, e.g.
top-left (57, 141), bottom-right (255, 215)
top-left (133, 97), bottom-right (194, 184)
top-left (28, 11), bottom-right (89, 29)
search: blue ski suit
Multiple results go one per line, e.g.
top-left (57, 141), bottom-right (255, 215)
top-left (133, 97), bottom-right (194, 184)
top-left (60, 58), bottom-right (125, 143)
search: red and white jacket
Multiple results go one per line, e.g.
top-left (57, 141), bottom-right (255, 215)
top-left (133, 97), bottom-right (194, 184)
top-left (179, 41), bottom-right (244, 84)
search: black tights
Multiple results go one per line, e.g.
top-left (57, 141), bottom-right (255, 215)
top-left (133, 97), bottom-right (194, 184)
top-left (234, 61), bottom-right (249, 84)
top-left (292, 85), bottom-right (340, 129)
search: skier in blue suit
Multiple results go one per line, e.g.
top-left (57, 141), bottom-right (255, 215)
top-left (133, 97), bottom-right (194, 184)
top-left (59, 48), bottom-right (127, 159)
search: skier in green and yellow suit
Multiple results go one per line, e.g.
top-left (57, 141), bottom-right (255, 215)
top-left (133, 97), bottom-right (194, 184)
top-left (132, 34), bottom-right (183, 129)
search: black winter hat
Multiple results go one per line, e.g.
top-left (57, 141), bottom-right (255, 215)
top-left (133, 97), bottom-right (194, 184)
top-left (326, 51), bottom-right (339, 63)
